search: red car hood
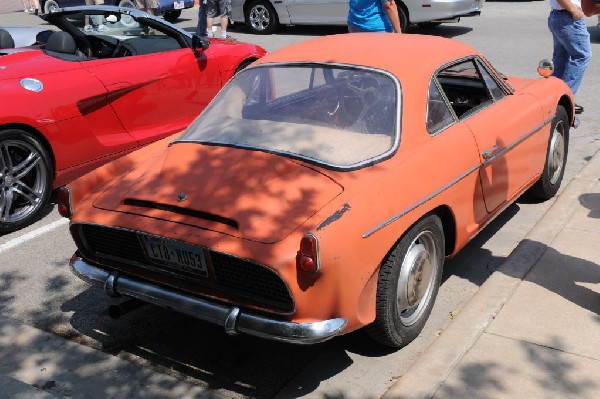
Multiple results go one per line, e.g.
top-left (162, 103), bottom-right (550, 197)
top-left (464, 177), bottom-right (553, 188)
top-left (93, 143), bottom-right (343, 243)
top-left (0, 49), bottom-right (82, 79)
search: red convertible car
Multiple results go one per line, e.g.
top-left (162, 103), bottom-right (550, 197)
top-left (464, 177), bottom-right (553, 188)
top-left (0, 5), bottom-right (266, 233)
top-left (61, 34), bottom-right (573, 347)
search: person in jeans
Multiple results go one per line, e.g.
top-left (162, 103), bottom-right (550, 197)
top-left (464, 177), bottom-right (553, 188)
top-left (195, 0), bottom-right (208, 37)
top-left (547, 0), bottom-right (591, 114)
top-left (347, 0), bottom-right (401, 33)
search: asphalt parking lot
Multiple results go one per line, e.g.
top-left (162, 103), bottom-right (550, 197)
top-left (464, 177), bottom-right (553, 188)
top-left (1, 1), bottom-right (600, 398)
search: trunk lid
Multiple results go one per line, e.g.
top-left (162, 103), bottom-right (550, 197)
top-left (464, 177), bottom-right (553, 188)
top-left (93, 143), bottom-right (344, 243)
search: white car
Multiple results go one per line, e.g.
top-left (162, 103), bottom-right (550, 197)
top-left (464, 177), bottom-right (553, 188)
top-left (231, 0), bottom-right (485, 34)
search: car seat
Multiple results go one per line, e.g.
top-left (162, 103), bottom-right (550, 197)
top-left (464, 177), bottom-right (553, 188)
top-left (0, 29), bottom-right (15, 49)
top-left (44, 31), bottom-right (87, 61)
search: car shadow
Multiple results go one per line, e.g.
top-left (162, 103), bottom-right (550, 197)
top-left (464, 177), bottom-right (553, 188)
top-left (58, 288), bottom-right (347, 398)
top-left (223, 22), bottom-right (472, 38)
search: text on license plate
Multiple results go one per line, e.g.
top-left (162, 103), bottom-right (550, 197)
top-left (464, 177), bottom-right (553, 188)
top-left (173, 1), bottom-right (185, 9)
top-left (142, 236), bottom-right (208, 276)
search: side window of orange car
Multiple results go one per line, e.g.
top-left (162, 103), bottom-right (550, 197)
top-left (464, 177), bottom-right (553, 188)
top-left (426, 79), bottom-right (455, 134)
top-left (475, 59), bottom-right (507, 102)
top-left (436, 59), bottom-right (494, 120)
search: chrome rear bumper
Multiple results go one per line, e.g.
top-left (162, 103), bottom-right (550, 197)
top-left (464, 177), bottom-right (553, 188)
top-left (70, 255), bottom-right (347, 344)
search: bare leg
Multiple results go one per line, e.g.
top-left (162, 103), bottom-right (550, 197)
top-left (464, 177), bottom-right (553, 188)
top-left (206, 17), bottom-right (214, 37)
top-left (220, 16), bottom-right (228, 38)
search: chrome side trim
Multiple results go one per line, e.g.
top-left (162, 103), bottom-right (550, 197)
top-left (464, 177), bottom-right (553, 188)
top-left (363, 117), bottom-right (553, 238)
top-left (481, 116), bottom-right (553, 166)
top-left (362, 163), bottom-right (480, 238)
top-left (70, 256), bottom-right (347, 344)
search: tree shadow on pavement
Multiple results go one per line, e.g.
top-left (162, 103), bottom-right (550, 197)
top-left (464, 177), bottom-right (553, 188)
top-left (436, 335), bottom-right (600, 398)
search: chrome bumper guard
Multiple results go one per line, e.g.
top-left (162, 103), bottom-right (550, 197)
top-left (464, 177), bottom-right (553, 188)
top-left (70, 255), bottom-right (347, 344)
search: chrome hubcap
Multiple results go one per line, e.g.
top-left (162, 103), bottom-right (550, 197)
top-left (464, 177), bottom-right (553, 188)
top-left (397, 230), bottom-right (438, 326)
top-left (548, 120), bottom-right (565, 185)
top-left (249, 5), bottom-right (270, 31)
top-left (0, 140), bottom-right (47, 224)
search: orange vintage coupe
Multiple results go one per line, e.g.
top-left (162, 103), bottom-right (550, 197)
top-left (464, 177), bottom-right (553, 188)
top-left (59, 34), bottom-right (574, 347)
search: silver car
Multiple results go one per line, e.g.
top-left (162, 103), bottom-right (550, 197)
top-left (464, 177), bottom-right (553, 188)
top-left (231, 0), bottom-right (485, 34)
top-left (0, 26), bottom-right (53, 47)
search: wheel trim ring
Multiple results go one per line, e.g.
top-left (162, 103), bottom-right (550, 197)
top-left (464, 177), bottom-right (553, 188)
top-left (0, 140), bottom-right (47, 224)
top-left (548, 120), bottom-right (565, 185)
top-left (396, 230), bottom-right (439, 326)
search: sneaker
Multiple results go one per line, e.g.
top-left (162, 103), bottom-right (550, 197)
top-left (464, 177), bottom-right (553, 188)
top-left (221, 31), bottom-right (227, 39)
top-left (207, 31), bottom-right (214, 38)
top-left (83, 25), bottom-right (93, 33)
top-left (575, 103), bottom-right (584, 114)
top-left (96, 24), bottom-right (109, 32)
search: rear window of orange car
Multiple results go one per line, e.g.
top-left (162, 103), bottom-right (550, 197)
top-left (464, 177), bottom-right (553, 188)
top-left (178, 64), bottom-right (400, 169)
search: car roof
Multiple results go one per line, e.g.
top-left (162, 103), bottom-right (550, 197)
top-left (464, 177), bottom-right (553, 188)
top-left (254, 33), bottom-right (479, 77)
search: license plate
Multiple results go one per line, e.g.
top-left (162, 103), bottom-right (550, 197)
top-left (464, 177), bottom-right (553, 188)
top-left (173, 1), bottom-right (184, 9)
top-left (142, 236), bottom-right (208, 276)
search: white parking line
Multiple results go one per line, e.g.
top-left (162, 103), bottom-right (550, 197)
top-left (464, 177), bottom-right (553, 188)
top-left (0, 218), bottom-right (69, 254)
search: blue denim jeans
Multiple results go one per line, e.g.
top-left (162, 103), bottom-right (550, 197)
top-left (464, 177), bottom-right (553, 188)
top-left (195, 1), bottom-right (207, 36)
top-left (547, 11), bottom-right (592, 95)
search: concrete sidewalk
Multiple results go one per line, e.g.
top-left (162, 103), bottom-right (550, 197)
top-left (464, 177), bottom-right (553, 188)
top-left (384, 149), bottom-right (600, 397)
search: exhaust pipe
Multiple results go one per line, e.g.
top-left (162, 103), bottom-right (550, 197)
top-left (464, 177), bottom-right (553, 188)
top-left (108, 298), bottom-right (146, 319)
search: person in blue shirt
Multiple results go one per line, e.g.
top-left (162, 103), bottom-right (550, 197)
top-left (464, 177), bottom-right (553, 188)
top-left (347, 0), bottom-right (401, 33)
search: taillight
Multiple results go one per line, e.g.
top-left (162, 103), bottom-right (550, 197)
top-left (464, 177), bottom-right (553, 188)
top-left (296, 233), bottom-right (320, 274)
top-left (57, 186), bottom-right (72, 218)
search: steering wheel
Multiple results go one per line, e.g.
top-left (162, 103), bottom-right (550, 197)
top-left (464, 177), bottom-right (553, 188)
top-left (322, 88), bottom-right (341, 118)
top-left (112, 41), bottom-right (135, 57)
top-left (75, 35), bottom-right (93, 58)
top-left (337, 76), bottom-right (382, 131)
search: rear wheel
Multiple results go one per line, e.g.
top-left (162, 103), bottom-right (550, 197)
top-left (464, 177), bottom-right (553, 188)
top-left (163, 10), bottom-right (182, 22)
top-left (118, 0), bottom-right (136, 7)
top-left (43, 0), bottom-right (59, 14)
top-left (118, 0), bottom-right (138, 27)
top-left (397, 4), bottom-right (409, 32)
top-left (0, 130), bottom-right (53, 234)
top-left (245, 0), bottom-right (279, 34)
top-left (529, 105), bottom-right (569, 200)
top-left (368, 215), bottom-right (444, 348)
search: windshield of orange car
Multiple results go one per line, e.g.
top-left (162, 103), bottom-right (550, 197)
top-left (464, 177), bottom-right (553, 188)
top-left (178, 64), bottom-right (400, 169)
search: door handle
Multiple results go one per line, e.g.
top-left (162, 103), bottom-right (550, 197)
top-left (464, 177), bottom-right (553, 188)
top-left (482, 146), bottom-right (499, 161)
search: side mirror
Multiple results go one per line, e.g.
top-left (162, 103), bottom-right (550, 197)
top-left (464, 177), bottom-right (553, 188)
top-left (192, 34), bottom-right (210, 52)
top-left (537, 59), bottom-right (554, 78)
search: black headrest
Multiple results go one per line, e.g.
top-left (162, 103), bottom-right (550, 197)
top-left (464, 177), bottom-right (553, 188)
top-left (46, 31), bottom-right (77, 54)
top-left (0, 29), bottom-right (15, 49)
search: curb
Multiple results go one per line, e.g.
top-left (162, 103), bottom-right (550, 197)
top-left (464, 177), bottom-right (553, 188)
top-left (382, 148), bottom-right (600, 399)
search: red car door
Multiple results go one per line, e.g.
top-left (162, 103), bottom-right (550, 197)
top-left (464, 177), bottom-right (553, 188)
top-left (7, 55), bottom-right (139, 175)
top-left (83, 46), bottom-right (222, 146)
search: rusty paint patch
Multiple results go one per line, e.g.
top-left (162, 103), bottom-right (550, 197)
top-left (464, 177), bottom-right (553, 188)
top-left (317, 203), bottom-right (351, 231)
